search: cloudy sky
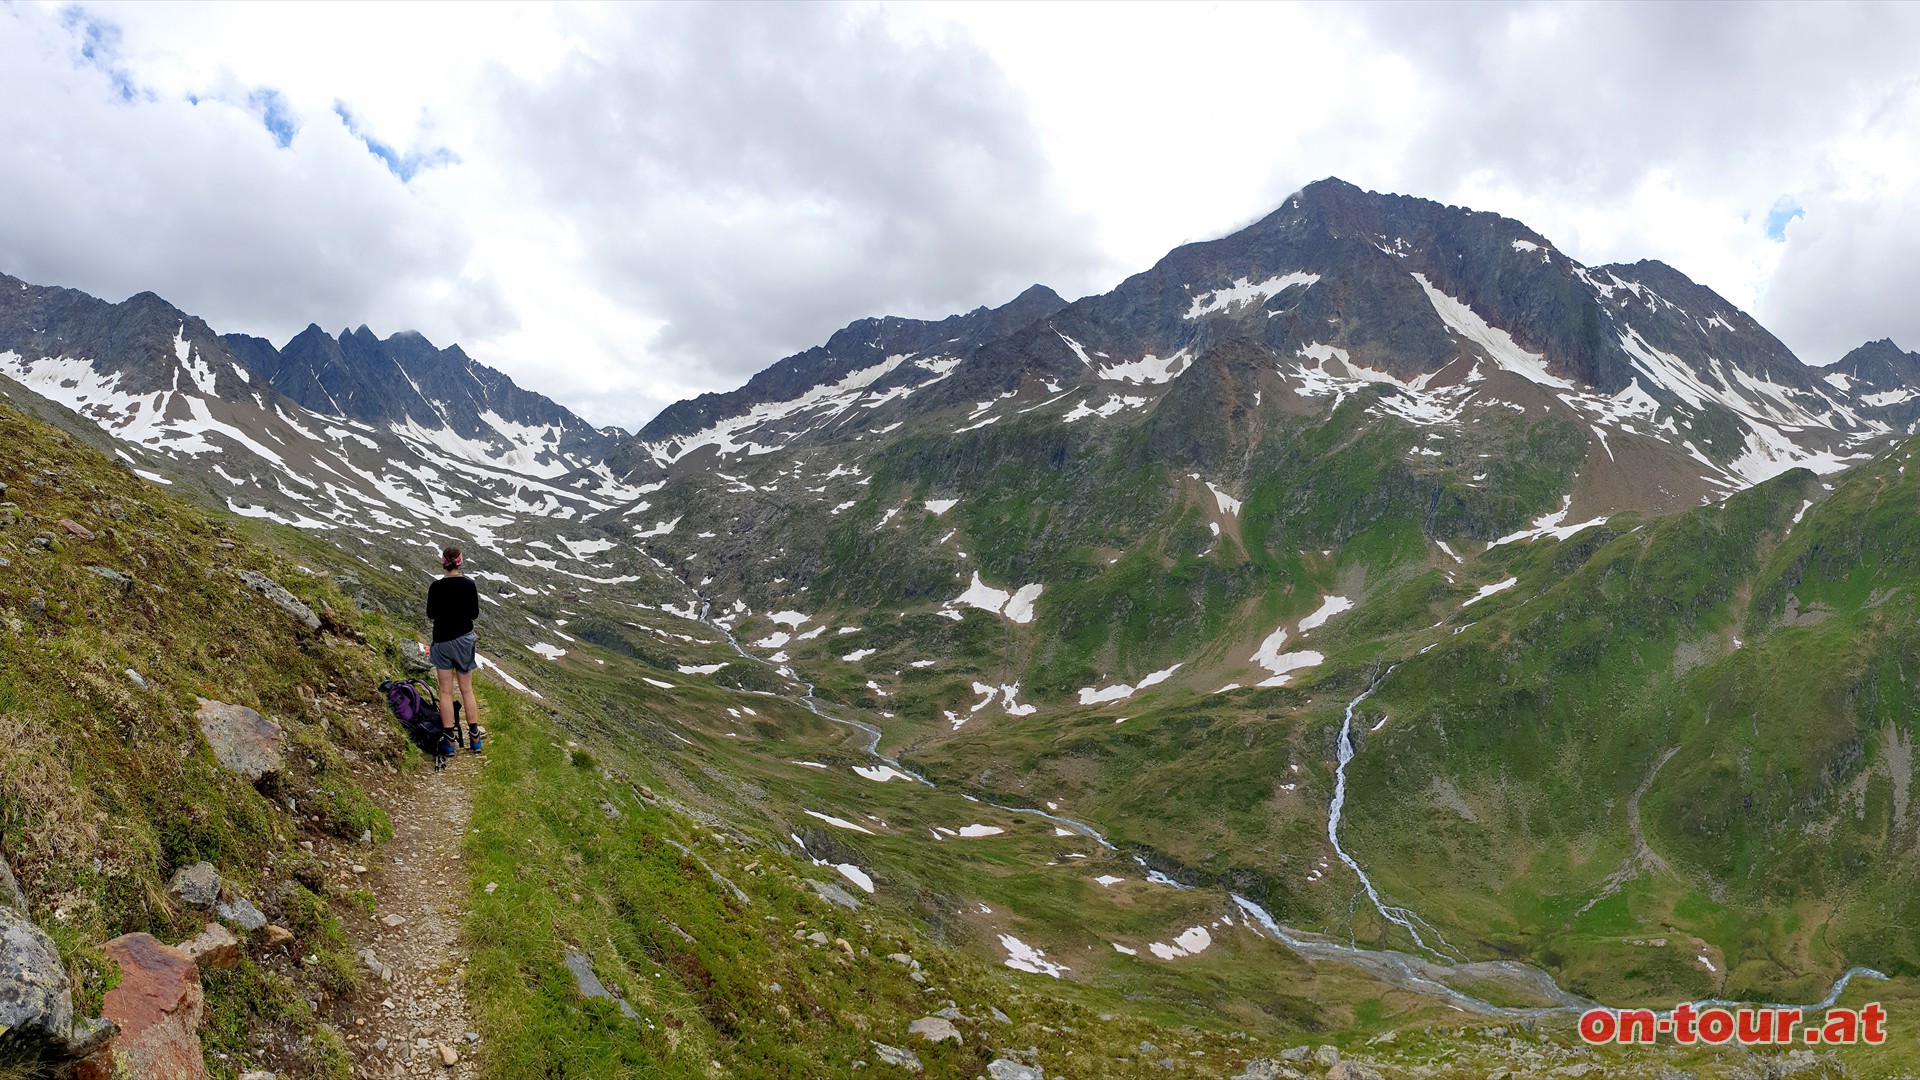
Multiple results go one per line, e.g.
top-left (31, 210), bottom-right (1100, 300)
top-left (3, 1), bottom-right (1918, 430)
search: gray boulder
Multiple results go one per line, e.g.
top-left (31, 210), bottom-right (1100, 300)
top-left (1311, 1045), bottom-right (1341, 1067)
top-left (194, 699), bottom-right (285, 781)
top-left (84, 566), bottom-right (134, 591)
top-left (869, 1042), bottom-right (923, 1072)
top-left (167, 861), bottom-right (221, 909)
top-left (235, 570), bottom-right (321, 630)
top-left (987, 1060), bottom-right (1043, 1080)
top-left (1327, 1063), bottom-right (1384, 1080)
top-left (563, 949), bottom-right (637, 1019)
top-left (807, 878), bottom-right (861, 910)
top-left (0, 906), bottom-right (116, 1061)
top-left (400, 645), bottom-right (434, 675)
top-left (907, 1016), bottom-right (961, 1044)
top-left (215, 895), bottom-right (268, 932)
top-left (1230, 1063), bottom-right (1307, 1080)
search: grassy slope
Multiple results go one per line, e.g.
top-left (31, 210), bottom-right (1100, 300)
top-left (773, 394), bottom-right (1920, 1022)
top-left (461, 676), bottom-right (1319, 1079)
top-left (1341, 445), bottom-right (1920, 1005)
top-left (0, 398), bottom-right (437, 1078)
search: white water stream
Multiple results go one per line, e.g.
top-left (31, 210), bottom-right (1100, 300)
top-left (1326, 665), bottom-right (1462, 961)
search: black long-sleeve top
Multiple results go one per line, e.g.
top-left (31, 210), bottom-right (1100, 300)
top-left (426, 575), bottom-right (479, 643)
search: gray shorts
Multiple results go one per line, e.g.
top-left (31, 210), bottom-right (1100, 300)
top-left (430, 632), bottom-right (478, 673)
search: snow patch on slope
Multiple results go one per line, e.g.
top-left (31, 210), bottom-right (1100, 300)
top-left (1412, 273), bottom-right (1574, 390)
top-left (1185, 273), bottom-right (1319, 319)
top-left (948, 573), bottom-right (1043, 624)
top-left (1298, 595), bottom-right (1353, 631)
top-left (1097, 348), bottom-right (1193, 386)
top-left (1077, 664), bottom-right (1181, 706)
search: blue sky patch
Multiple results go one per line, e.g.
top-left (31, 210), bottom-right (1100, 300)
top-left (251, 89), bottom-right (297, 148)
top-left (59, 7), bottom-right (137, 101)
top-left (331, 102), bottom-right (457, 181)
top-left (1765, 197), bottom-right (1804, 242)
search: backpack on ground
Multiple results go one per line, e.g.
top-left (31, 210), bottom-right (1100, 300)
top-left (379, 678), bottom-right (463, 766)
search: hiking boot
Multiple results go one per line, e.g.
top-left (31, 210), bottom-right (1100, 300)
top-left (438, 728), bottom-right (459, 760)
top-left (468, 726), bottom-right (484, 754)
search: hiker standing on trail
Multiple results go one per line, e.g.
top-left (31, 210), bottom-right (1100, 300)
top-left (426, 545), bottom-right (481, 757)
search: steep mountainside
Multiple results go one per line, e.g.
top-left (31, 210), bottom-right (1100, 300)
top-left (628, 179), bottom-right (1899, 522)
top-left (1828, 337), bottom-right (1920, 430)
top-left (228, 323), bottom-right (614, 468)
top-left (635, 282), bottom-right (1067, 461)
top-left (0, 273), bottom-right (675, 627)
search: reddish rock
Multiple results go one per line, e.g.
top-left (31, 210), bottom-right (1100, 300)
top-left (75, 933), bottom-right (209, 1080)
top-left (57, 518), bottom-right (95, 541)
top-left (193, 699), bottom-right (285, 781)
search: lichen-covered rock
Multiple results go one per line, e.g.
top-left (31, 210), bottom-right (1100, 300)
top-left (870, 1042), bottom-right (923, 1072)
top-left (0, 906), bottom-right (116, 1062)
top-left (166, 861), bottom-right (221, 909)
top-left (907, 1016), bottom-right (961, 1044)
top-left (75, 933), bottom-right (207, 1080)
top-left (194, 699), bottom-right (284, 781)
top-left (563, 949), bottom-right (637, 1019)
top-left (214, 895), bottom-right (267, 931)
top-left (234, 569), bottom-right (321, 630)
top-left (181, 922), bottom-right (241, 969)
top-left (987, 1059), bottom-right (1043, 1080)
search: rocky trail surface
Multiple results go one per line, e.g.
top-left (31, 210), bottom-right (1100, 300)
top-left (333, 748), bottom-right (483, 1079)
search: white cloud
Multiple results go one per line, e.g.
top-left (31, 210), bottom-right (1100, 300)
top-left (0, 4), bottom-right (507, 348)
top-left (3, 1), bottom-right (1919, 431)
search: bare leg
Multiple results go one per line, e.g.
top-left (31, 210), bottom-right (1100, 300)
top-left (457, 669), bottom-right (479, 731)
top-left (436, 667), bottom-right (457, 730)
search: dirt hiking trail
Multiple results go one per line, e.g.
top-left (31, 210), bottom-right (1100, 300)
top-left (334, 749), bottom-right (483, 1079)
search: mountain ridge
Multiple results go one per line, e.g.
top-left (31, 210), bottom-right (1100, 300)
top-left (635, 281), bottom-right (1069, 445)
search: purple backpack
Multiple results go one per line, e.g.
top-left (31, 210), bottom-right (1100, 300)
top-left (380, 678), bottom-right (449, 754)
